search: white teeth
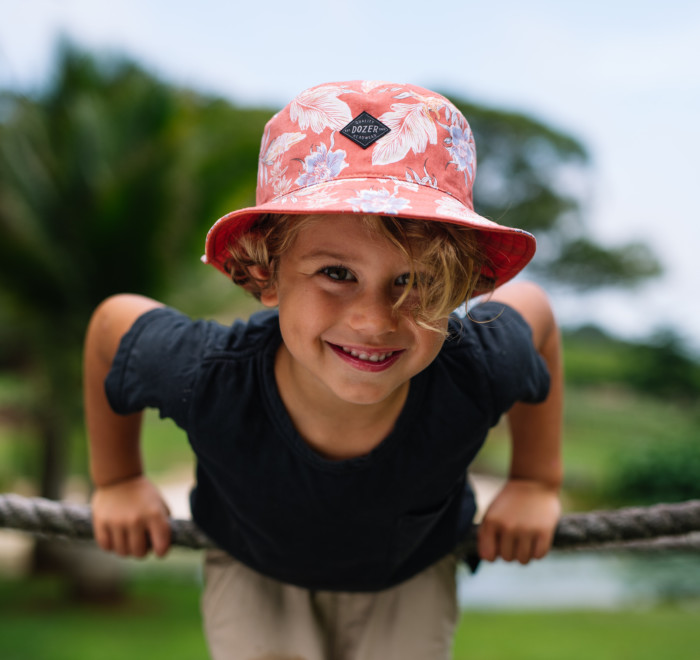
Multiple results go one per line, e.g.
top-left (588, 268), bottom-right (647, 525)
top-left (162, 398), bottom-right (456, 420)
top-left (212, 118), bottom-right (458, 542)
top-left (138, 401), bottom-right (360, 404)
top-left (341, 347), bottom-right (394, 362)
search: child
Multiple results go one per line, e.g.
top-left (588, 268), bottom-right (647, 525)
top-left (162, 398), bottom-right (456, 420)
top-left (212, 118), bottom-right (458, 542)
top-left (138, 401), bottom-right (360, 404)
top-left (84, 80), bottom-right (562, 660)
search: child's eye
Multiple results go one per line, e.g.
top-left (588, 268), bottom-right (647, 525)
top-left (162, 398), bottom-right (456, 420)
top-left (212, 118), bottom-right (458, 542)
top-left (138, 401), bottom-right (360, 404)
top-left (321, 266), bottom-right (355, 281)
top-left (396, 272), bottom-right (432, 288)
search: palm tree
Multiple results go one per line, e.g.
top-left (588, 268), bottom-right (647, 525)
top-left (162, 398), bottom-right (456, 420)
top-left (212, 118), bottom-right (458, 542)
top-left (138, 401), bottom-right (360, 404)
top-left (0, 46), bottom-right (268, 583)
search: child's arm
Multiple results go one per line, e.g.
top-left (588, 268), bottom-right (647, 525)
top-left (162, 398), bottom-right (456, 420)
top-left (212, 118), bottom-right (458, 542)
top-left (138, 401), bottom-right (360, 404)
top-left (84, 294), bottom-right (172, 558)
top-left (477, 281), bottom-right (563, 565)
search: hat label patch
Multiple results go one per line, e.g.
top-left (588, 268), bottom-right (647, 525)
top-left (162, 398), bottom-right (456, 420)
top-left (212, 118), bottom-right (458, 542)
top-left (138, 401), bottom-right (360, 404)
top-left (340, 111), bottom-right (390, 149)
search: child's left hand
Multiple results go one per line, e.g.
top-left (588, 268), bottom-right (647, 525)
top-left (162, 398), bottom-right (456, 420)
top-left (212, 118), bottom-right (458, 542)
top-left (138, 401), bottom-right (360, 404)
top-left (477, 478), bottom-right (561, 564)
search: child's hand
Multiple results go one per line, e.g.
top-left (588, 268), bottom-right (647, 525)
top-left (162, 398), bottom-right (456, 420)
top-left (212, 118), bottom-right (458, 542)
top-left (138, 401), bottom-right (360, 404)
top-left (91, 475), bottom-right (172, 558)
top-left (477, 478), bottom-right (560, 564)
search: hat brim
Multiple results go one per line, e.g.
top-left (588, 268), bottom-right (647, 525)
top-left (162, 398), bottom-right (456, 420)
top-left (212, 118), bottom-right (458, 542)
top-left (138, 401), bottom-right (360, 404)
top-left (203, 177), bottom-right (536, 294)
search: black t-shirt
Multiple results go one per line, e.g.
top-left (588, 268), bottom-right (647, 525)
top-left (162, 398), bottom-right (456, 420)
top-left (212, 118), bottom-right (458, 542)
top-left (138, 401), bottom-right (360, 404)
top-left (106, 302), bottom-right (549, 591)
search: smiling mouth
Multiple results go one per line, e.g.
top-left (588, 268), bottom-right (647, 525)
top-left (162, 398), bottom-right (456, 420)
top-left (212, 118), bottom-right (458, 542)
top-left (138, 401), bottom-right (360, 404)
top-left (340, 346), bottom-right (396, 363)
top-left (328, 342), bottom-right (403, 370)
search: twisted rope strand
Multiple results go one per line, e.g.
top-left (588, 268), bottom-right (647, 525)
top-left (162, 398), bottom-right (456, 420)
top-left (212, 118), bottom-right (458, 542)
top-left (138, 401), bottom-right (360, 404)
top-left (0, 493), bottom-right (216, 549)
top-left (2, 493), bottom-right (700, 554)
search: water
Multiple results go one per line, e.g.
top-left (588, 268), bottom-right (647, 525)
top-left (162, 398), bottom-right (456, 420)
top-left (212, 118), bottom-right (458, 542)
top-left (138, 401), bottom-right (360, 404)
top-left (458, 551), bottom-right (700, 610)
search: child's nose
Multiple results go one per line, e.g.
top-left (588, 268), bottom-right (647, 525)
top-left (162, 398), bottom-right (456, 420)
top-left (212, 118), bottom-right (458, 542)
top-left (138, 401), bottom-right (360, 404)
top-left (346, 288), bottom-right (398, 335)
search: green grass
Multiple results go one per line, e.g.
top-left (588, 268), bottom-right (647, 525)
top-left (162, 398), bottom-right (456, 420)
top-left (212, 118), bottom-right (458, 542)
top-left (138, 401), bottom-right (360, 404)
top-left (452, 608), bottom-right (700, 660)
top-left (0, 574), bottom-right (209, 660)
top-left (2, 574), bottom-right (699, 660)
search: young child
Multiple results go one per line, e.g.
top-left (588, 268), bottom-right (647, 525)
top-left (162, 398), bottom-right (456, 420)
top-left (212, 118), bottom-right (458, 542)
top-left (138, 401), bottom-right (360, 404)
top-left (84, 80), bottom-right (562, 660)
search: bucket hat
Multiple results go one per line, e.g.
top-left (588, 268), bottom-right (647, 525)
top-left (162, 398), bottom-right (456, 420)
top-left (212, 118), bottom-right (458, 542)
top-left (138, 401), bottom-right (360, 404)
top-left (203, 80), bottom-right (536, 291)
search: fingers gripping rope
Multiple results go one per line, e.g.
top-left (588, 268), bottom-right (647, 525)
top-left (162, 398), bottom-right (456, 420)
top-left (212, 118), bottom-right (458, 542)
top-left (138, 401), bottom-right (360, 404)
top-left (0, 493), bottom-right (216, 549)
top-left (2, 493), bottom-right (700, 554)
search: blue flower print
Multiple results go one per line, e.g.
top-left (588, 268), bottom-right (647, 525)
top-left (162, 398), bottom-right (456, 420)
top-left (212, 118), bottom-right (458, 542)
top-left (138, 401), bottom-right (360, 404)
top-left (296, 142), bottom-right (348, 187)
top-left (346, 188), bottom-right (410, 214)
top-left (445, 121), bottom-right (476, 182)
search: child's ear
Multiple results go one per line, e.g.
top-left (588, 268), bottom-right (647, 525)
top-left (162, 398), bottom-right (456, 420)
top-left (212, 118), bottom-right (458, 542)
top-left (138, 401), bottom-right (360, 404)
top-left (247, 265), bottom-right (279, 307)
top-left (259, 286), bottom-right (279, 308)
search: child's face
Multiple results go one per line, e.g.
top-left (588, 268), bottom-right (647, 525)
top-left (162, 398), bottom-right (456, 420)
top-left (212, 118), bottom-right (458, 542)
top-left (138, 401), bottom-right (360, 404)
top-left (260, 214), bottom-right (447, 410)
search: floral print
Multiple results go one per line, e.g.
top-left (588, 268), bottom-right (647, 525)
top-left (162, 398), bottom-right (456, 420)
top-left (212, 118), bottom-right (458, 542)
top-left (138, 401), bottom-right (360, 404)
top-left (360, 80), bottom-right (396, 93)
top-left (205, 80), bottom-right (537, 293)
top-left (277, 186), bottom-right (341, 209)
top-left (255, 84), bottom-right (480, 205)
top-left (370, 90), bottom-right (472, 172)
top-left (435, 195), bottom-right (473, 220)
top-left (258, 129), bottom-right (306, 196)
top-left (372, 101), bottom-right (439, 165)
top-left (260, 131), bottom-right (306, 167)
top-left (435, 195), bottom-right (487, 226)
top-left (346, 188), bottom-right (411, 214)
top-left (296, 142), bottom-right (348, 187)
top-left (445, 119), bottom-right (476, 184)
top-left (289, 84), bottom-right (354, 134)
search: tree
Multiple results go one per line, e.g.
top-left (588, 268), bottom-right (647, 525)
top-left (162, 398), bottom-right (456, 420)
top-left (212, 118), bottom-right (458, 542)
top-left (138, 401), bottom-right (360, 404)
top-left (0, 44), bottom-right (267, 516)
top-left (454, 100), bottom-right (662, 290)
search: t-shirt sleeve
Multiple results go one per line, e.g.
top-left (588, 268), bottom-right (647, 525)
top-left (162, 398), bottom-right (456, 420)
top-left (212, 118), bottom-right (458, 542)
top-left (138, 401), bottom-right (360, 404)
top-left (104, 307), bottom-right (212, 430)
top-left (461, 301), bottom-right (551, 417)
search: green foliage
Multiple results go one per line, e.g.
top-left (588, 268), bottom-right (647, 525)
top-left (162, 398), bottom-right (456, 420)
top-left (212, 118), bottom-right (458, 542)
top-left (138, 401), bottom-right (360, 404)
top-left (563, 326), bottom-right (700, 402)
top-left (562, 325), bottom-right (633, 387)
top-left (0, 43), bottom-right (269, 496)
top-left (457, 101), bottom-right (588, 235)
top-left (547, 238), bottom-right (662, 289)
top-left (567, 327), bottom-right (700, 507)
top-left (622, 330), bottom-right (700, 401)
top-left (607, 437), bottom-right (700, 505)
top-left (473, 384), bottom-right (700, 508)
top-left (452, 98), bottom-right (663, 291)
top-left (0, 43), bottom-right (268, 314)
top-left (557, 327), bottom-right (700, 506)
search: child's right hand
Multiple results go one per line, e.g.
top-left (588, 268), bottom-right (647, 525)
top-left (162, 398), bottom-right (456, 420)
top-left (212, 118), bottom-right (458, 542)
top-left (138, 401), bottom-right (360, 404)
top-left (91, 475), bottom-right (172, 558)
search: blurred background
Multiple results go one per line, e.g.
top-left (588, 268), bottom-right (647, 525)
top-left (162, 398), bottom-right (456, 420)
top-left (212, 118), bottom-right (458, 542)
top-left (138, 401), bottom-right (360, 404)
top-left (1, 1), bottom-right (699, 659)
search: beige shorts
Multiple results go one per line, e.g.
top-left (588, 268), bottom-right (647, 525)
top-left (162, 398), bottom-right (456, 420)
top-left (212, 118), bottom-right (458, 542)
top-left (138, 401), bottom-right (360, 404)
top-left (201, 550), bottom-right (459, 660)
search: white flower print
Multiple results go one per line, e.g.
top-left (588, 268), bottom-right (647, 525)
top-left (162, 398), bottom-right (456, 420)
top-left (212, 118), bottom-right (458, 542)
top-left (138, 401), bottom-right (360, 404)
top-left (296, 142), bottom-right (349, 187)
top-left (436, 196), bottom-right (492, 228)
top-left (435, 195), bottom-right (472, 220)
top-left (260, 131), bottom-right (306, 166)
top-left (376, 178), bottom-right (420, 193)
top-left (404, 163), bottom-right (438, 188)
top-left (394, 90), bottom-right (460, 119)
top-left (290, 84), bottom-right (354, 134)
top-left (269, 166), bottom-right (294, 197)
top-left (372, 102), bottom-right (439, 165)
top-left (371, 90), bottom-right (468, 166)
top-left (346, 188), bottom-right (411, 214)
top-left (258, 129), bottom-right (306, 191)
top-left (361, 80), bottom-right (396, 93)
top-left (445, 118), bottom-right (476, 183)
top-left (294, 186), bottom-right (342, 209)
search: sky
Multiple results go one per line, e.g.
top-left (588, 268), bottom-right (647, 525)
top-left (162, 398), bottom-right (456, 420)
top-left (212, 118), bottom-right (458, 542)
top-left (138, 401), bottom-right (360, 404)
top-left (3, 0), bottom-right (700, 351)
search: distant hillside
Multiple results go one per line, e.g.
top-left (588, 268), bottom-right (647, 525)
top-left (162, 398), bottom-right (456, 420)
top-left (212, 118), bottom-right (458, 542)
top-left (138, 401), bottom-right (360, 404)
top-left (562, 325), bottom-right (700, 402)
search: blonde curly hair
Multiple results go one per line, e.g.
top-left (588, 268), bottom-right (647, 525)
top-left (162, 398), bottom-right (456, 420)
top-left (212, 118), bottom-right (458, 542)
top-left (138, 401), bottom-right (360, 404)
top-left (225, 213), bottom-right (494, 331)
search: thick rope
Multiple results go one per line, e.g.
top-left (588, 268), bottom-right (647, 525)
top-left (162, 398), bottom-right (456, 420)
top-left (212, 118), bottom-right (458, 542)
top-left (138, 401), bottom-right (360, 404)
top-left (1, 494), bottom-right (700, 556)
top-left (0, 493), bottom-right (214, 549)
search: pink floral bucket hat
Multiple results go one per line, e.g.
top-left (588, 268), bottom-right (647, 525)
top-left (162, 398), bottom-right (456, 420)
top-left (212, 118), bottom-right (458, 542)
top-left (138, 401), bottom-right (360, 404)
top-left (203, 80), bottom-right (536, 291)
